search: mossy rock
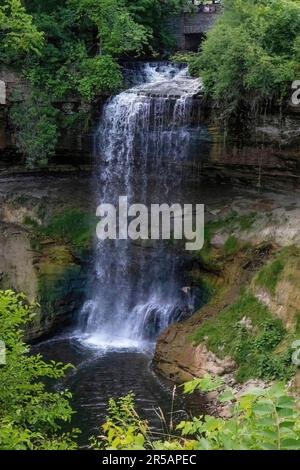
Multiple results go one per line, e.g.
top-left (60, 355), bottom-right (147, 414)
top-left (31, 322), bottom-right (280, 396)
top-left (253, 246), bottom-right (300, 329)
top-left (25, 208), bottom-right (97, 251)
top-left (42, 245), bottom-right (76, 265)
top-left (193, 292), bottom-right (296, 383)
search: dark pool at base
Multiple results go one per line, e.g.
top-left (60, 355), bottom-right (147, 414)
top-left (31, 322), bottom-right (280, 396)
top-left (32, 336), bottom-right (205, 447)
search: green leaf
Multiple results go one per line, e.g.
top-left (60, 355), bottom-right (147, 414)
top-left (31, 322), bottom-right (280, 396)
top-left (253, 401), bottom-right (274, 416)
top-left (281, 439), bottom-right (300, 450)
top-left (219, 388), bottom-right (235, 403)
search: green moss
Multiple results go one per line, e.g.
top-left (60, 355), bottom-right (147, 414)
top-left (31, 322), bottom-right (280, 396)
top-left (43, 209), bottom-right (97, 248)
top-left (198, 212), bottom-right (256, 265)
top-left (193, 292), bottom-right (295, 383)
top-left (38, 263), bottom-right (81, 309)
top-left (224, 235), bottom-right (239, 256)
top-left (25, 209), bottom-right (97, 250)
top-left (255, 259), bottom-right (284, 294)
top-left (197, 214), bottom-right (238, 266)
top-left (254, 246), bottom-right (300, 295)
top-left (238, 213), bottom-right (257, 231)
top-left (45, 246), bottom-right (75, 265)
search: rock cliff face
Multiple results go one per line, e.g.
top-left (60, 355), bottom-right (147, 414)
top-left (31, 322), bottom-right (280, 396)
top-left (1, 67), bottom-right (300, 351)
top-left (0, 172), bottom-right (94, 340)
top-left (154, 190), bottom-right (300, 385)
top-left (0, 222), bottom-right (37, 302)
top-left (202, 111), bottom-right (300, 191)
top-left (0, 67), bottom-right (95, 165)
top-left (2, 66), bottom-right (300, 185)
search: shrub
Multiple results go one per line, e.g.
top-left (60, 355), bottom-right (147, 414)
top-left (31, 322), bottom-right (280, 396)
top-left (0, 290), bottom-right (78, 450)
top-left (10, 91), bottom-right (58, 168)
top-left (188, 0), bottom-right (300, 121)
top-left (193, 292), bottom-right (295, 382)
top-left (96, 376), bottom-right (300, 450)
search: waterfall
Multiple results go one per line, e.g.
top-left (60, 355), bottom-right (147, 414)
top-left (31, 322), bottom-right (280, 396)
top-left (80, 63), bottom-right (202, 349)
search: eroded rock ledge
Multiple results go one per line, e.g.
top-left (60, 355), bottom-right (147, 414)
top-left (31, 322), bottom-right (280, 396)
top-left (154, 190), bottom-right (300, 388)
top-left (0, 172), bottom-right (94, 340)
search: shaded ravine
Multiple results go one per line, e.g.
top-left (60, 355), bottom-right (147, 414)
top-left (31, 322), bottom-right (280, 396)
top-left (33, 62), bottom-right (210, 444)
top-left (79, 62), bottom-right (203, 348)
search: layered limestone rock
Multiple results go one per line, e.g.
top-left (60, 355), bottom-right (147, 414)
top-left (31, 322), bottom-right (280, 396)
top-left (202, 112), bottom-right (300, 190)
top-left (0, 173), bottom-right (94, 340)
top-left (0, 222), bottom-right (37, 302)
top-left (154, 191), bottom-right (300, 384)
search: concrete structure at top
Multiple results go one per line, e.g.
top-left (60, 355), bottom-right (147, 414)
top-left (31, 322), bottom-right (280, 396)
top-left (168, 3), bottom-right (222, 51)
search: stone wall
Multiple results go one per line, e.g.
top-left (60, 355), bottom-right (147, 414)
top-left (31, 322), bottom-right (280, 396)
top-left (167, 7), bottom-right (221, 50)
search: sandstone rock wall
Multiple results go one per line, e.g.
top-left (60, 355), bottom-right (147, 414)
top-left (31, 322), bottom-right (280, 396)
top-left (154, 191), bottom-right (300, 384)
top-left (0, 173), bottom-right (94, 340)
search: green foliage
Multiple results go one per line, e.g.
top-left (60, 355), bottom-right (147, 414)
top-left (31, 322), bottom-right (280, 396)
top-left (77, 56), bottom-right (122, 101)
top-left (254, 247), bottom-right (300, 318)
top-left (25, 209), bottom-right (97, 249)
top-left (224, 235), bottom-right (239, 255)
top-left (70, 0), bottom-right (150, 56)
top-left (98, 378), bottom-right (300, 450)
top-left (255, 259), bottom-right (284, 294)
top-left (193, 292), bottom-right (296, 382)
top-left (91, 394), bottom-right (149, 450)
top-left (189, 0), bottom-right (300, 120)
top-left (255, 318), bottom-right (286, 352)
top-left (10, 91), bottom-right (58, 167)
top-left (235, 319), bottom-right (294, 382)
top-left (183, 374), bottom-right (224, 394)
top-left (257, 350), bottom-right (294, 382)
top-left (0, 0), bottom-right (44, 62)
top-left (126, 0), bottom-right (186, 52)
top-left (178, 378), bottom-right (300, 450)
top-left (0, 290), bottom-right (78, 450)
top-left (4, 0), bottom-right (187, 165)
top-left (193, 293), bottom-right (268, 354)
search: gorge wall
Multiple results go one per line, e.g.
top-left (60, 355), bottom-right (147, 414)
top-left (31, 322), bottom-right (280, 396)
top-left (0, 173), bottom-right (94, 340)
top-left (0, 67), bottom-right (94, 166)
top-left (154, 189), bottom-right (300, 392)
top-left (1, 63), bottom-right (300, 343)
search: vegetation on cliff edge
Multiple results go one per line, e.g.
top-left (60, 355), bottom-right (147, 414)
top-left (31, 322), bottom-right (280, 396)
top-left (1, 0), bottom-right (187, 166)
top-left (183, 0), bottom-right (300, 123)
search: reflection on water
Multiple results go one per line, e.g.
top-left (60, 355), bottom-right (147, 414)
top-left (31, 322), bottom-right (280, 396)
top-left (32, 336), bottom-right (205, 447)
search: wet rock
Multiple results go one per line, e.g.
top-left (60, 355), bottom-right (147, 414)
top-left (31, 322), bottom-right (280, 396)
top-left (0, 174), bottom-right (94, 340)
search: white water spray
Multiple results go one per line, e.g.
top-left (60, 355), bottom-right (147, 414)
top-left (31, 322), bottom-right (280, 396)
top-left (79, 63), bottom-right (202, 349)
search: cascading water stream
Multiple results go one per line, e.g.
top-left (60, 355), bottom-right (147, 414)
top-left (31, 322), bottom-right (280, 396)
top-left (79, 63), bottom-right (202, 349)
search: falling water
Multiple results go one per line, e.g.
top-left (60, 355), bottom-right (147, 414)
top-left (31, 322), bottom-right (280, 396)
top-left (80, 63), bottom-right (202, 349)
